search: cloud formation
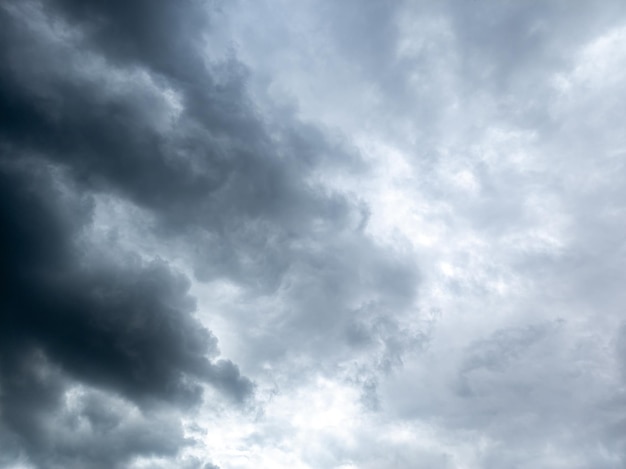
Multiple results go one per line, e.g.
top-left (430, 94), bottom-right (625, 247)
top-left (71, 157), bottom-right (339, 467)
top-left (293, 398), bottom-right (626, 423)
top-left (2, 0), bottom-right (626, 468)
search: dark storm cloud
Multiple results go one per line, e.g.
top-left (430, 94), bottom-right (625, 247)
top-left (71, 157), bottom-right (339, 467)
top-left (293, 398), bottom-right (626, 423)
top-left (0, 0), bottom-right (260, 465)
top-left (0, 158), bottom-right (252, 467)
top-left (0, 0), bottom-right (366, 243)
top-left (0, 351), bottom-right (190, 469)
top-left (5, 0), bottom-right (419, 358)
top-left (0, 0), bottom-right (423, 466)
top-left (0, 0), bottom-right (233, 222)
top-left (0, 159), bottom-right (251, 403)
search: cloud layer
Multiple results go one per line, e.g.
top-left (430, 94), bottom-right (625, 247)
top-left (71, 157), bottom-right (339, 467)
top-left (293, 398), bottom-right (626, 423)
top-left (1, 0), bottom-right (626, 468)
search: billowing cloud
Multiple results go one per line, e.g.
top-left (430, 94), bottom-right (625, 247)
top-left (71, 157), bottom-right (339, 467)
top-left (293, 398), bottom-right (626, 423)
top-left (1, 0), bottom-right (626, 468)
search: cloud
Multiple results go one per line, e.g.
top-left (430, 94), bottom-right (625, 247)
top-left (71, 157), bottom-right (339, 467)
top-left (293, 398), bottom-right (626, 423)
top-left (0, 0), bottom-right (258, 464)
top-left (0, 364), bottom-right (191, 469)
top-left (2, 0), bottom-right (626, 468)
top-left (0, 156), bottom-right (254, 466)
top-left (0, 0), bottom-right (422, 466)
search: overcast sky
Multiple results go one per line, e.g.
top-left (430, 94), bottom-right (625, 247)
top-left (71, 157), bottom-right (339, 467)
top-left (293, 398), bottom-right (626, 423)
top-left (1, 1), bottom-right (626, 468)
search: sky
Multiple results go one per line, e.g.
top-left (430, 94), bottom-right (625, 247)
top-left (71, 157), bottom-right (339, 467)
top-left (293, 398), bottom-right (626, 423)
top-left (1, 1), bottom-right (626, 468)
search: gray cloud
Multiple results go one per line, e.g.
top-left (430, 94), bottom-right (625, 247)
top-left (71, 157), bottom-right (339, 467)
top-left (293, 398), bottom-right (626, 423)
top-left (0, 0), bottom-right (423, 466)
top-left (2, 0), bottom-right (626, 467)
top-left (0, 357), bottom-right (190, 469)
top-left (219, 1), bottom-right (626, 467)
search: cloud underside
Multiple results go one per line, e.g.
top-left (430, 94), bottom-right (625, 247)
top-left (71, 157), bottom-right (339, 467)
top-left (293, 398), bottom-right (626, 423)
top-left (0, 0), bottom-right (417, 467)
top-left (1, 0), bottom-right (626, 468)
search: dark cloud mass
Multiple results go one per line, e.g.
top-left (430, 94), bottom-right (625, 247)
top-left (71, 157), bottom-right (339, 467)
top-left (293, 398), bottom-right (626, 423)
top-left (0, 138), bottom-right (251, 466)
top-left (0, 0), bottom-right (261, 466)
top-left (0, 0), bottom-right (418, 466)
